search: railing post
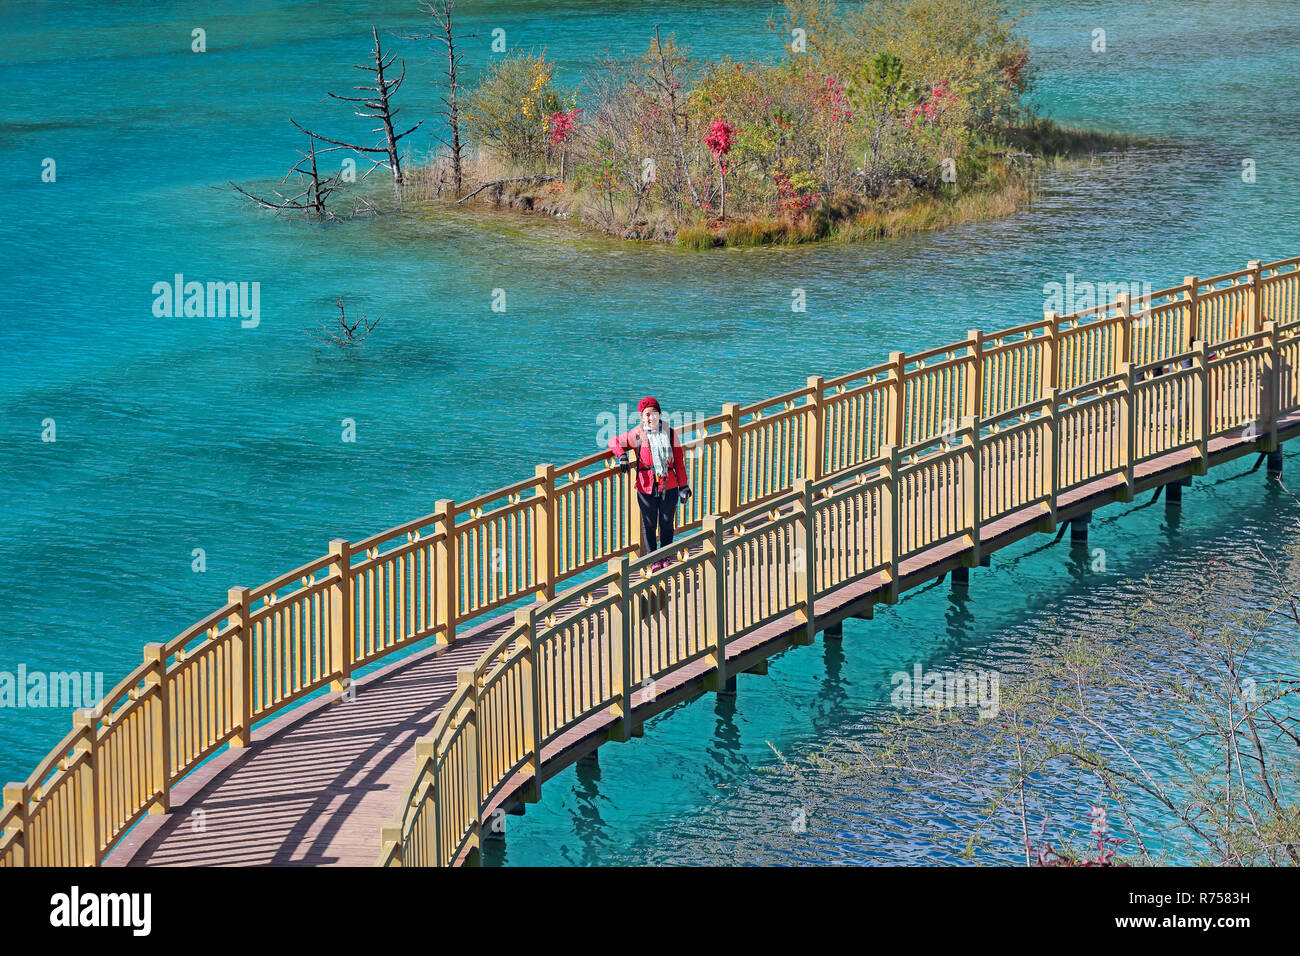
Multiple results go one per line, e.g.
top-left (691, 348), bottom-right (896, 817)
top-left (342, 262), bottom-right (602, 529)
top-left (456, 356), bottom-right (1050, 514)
top-left (1, 784), bottom-right (26, 866)
top-left (890, 351), bottom-right (907, 446)
top-left (142, 643), bottom-right (171, 813)
top-left (434, 499), bottom-right (457, 645)
top-left (428, 742), bottom-right (444, 867)
top-left (1248, 260), bottom-right (1264, 332)
top-left (379, 822), bottom-right (403, 867)
top-left (1193, 340), bottom-right (1209, 473)
top-left (71, 709), bottom-right (100, 865)
top-left (1043, 312), bottom-right (1060, 394)
top-left (881, 444), bottom-right (900, 603)
top-left (328, 538), bottom-right (353, 692)
top-left (962, 416), bottom-right (981, 566)
top-left (1184, 276), bottom-right (1200, 347)
top-left (409, 740), bottom-right (443, 866)
top-left (1115, 293), bottom-right (1132, 371)
top-left (793, 477), bottom-right (815, 645)
top-left (458, 666), bottom-right (482, 863)
top-left (1119, 361), bottom-right (1136, 501)
top-left (1042, 390), bottom-right (1059, 531)
top-left (719, 403), bottom-right (742, 516)
top-left (514, 608), bottom-right (543, 793)
top-left (228, 585), bottom-right (252, 747)
top-left (965, 330), bottom-right (984, 421)
top-left (703, 515), bottom-right (728, 690)
top-left (605, 559), bottom-right (632, 743)
top-left (804, 376), bottom-right (825, 482)
top-left (533, 464), bottom-right (557, 598)
top-left (1262, 319), bottom-right (1278, 450)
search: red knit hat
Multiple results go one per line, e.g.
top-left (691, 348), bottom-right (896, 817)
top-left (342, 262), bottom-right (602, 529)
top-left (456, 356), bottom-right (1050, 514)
top-left (638, 396), bottom-right (661, 414)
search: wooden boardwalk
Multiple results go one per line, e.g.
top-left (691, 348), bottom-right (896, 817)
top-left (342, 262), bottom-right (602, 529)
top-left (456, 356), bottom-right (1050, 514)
top-left (105, 416), bottom-right (1295, 867)
top-left (7, 253), bottom-right (1299, 869)
top-left (104, 623), bottom-right (507, 866)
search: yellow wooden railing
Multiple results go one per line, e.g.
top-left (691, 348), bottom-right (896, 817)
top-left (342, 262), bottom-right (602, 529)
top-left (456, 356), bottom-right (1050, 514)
top-left (372, 255), bottom-right (1300, 867)
top-left (3, 255), bottom-right (1298, 868)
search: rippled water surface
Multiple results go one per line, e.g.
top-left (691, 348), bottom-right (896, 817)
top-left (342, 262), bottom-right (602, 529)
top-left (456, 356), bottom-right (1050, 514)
top-left (1, 0), bottom-right (1298, 862)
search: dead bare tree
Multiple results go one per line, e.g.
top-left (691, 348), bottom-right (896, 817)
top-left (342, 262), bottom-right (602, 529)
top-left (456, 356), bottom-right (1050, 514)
top-left (410, 0), bottom-right (474, 197)
top-left (649, 26), bottom-right (703, 214)
top-left (228, 132), bottom-right (376, 220)
top-left (289, 26), bottom-right (423, 198)
top-left (319, 293), bottom-right (381, 345)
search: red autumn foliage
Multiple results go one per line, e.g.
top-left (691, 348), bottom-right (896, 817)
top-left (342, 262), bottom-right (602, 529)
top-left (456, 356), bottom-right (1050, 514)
top-left (703, 117), bottom-right (737, 172)
top-left (547, 108), bottom-right (583, 146)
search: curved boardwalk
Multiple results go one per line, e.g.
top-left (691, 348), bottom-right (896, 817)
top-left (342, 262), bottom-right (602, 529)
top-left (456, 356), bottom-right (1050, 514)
top-left (106, 623), bottom-right (506, 866)
top-left (111, 418), bottom-right (1297, 867)
top-left (6, 254), bottom-right (1298, 869)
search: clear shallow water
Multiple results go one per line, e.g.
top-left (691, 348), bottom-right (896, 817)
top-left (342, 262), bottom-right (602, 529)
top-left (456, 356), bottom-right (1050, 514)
top-left (1, 0), bottom-right (1298, 862)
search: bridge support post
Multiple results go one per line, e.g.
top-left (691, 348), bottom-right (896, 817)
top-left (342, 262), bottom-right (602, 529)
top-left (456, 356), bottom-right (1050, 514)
top-left (882, 444), bottom-right (901, 603)
top-left (1267, 449), bottom-right (1283, 480)
top-left (962, 416), bottom-right (982, 567)
top-left (1262, 319), bottom-right (1279, 451)
top-left (824, 620), bottom-right (843, 640)
top-left (517, 608), bottom-right (543, 800)
top-left (1248, 260), bottom-right (1264, 332)
top-left (533, 464), bottom-right (557, 601)
top-left (1070, 513), bottom-right (1091, 546)
top-left (1118, 358), bottom-right (1136, 502)
top-left (2, 784), bottom-right (26, 866)
top-left (379, 823), bottom-right (403, 867)
top-left (703, 516), bottom-right (729, 693)
top-left (793, 478), bottom-right (816, 646)
top-left (1041, 387), bottom-right (1059, 533)
top-left (143, 643), bottom-right (171, 815)
top-left (328, 538), bottom-right (353, 693)
top-left (717, 674), bottom-right (738, 697)
top-left (1165, 477), bottom-right (1192, 508)
top-left (804, 377), bottom-right (825, 482)
top-left (719, 404), bottom-right (742, 517)
top-left (459, 667), bottom-right (482, 864)
top-left (606, 559), bottom-right (633, 745)
top-left (1184, 276), bottom-right (1200, 348)
top-left (434, 499), bottom-right (458, 645)
top-left (1193, 339), bottom-right (1209, 475)
top-left (965, 330), bottom-right (985, 423)
top-left (71, 710), bottom-right (100, 865)
top-left (951, 566), bottom-right (970, 587)
top-left (228, 585), bottom-right (252, 748)
top-left (889, 352), bottom-right (907, 447)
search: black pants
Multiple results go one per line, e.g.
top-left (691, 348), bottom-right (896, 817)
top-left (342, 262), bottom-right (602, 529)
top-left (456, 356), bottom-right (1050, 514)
top-left (637, 487), bottom-right (679, 554)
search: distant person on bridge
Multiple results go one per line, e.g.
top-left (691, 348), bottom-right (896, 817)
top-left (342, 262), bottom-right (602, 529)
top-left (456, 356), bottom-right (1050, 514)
top-left (609, 396), bottom-right (693, 569)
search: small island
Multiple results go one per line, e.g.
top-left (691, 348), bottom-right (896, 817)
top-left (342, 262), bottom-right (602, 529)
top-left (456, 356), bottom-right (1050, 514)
top-left (406, 0), bottom-right (1135, 246)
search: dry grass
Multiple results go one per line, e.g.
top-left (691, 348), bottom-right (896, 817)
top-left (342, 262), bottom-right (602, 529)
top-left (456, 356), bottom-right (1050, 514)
top-left (676, 164), bottom-right (1031, 248)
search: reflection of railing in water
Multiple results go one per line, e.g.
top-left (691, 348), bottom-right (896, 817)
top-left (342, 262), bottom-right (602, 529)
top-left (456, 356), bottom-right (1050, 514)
top-left (3, 256), bottom-right (1297, 868)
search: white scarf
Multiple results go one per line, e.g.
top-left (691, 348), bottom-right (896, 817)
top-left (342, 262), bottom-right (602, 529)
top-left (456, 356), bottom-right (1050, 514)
top-left (644, 423), bottom-right (671, 478)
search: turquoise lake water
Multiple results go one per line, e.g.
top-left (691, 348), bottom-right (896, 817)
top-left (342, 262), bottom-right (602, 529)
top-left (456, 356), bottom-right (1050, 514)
top-left (2, 0), bottom-right (1299, 863)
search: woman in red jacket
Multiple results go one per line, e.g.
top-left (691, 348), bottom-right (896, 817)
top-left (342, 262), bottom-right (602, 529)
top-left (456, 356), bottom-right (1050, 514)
top-left (609, 396), bottom-right (693, 568)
